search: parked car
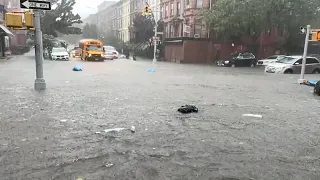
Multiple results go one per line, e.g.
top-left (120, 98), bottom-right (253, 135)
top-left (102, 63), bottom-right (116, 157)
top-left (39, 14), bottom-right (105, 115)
top-left (257, 55), bottom-right (285, 66)
top-left (50, 47), bottom-right (69, 61)
top-left (219, 52), bottom-right (256, 67)
top-left (102, 50), bottom-right (114, 60)
top-left (103, 46), bottom-right (118, 59)
top-left (265, 56), bottom-right (320, 74)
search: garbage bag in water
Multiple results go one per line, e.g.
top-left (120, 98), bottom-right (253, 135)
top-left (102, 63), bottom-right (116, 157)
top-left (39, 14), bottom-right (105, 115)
top-left (147, 68), bottom-right (155, 72)
top-left (73, 64), bottom-right (83, 71)
top-left (178, 105), bottom-right (198, 114)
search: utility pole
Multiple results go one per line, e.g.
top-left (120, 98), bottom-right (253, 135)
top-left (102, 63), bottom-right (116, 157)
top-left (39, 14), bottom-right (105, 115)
top-left (153, 21), bottom-right (157, 63)
top-left (34, 10), bottom-right (46, 90)
top-left (298, 25), bottom-right (310, 84)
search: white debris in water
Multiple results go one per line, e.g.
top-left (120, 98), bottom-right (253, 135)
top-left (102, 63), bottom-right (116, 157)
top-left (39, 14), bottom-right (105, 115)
top-left (104, 128), bottom-right (126, 133)
top-left (105, 163), bottom-right (114, 168)
top-left (95, 132), bottom-right (101, 134)
top-left (60, 119), bottom-right (67, 122)
top-left (242, 114), bottom-right (262, 118)
top-left (239, 142), bottom-right (244, 145)
top-left (21, 139), bottom-right (26, 142)
top-left (130, 126), bottom-right (136, 133)
top-left (65, 81), bottom-right (70, 83)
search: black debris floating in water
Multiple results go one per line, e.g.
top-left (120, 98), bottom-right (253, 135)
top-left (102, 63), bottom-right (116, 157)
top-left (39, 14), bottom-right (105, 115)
top-left (178, 105), bottom-right (198, 114)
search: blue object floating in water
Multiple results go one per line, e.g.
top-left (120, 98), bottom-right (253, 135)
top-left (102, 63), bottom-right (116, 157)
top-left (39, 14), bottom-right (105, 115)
top-left (147, 68), bottom-right (155, 72)
top-left (73, 64), bottom-right (83, 71)
top-left (309, 80), bottom-right (318, 86)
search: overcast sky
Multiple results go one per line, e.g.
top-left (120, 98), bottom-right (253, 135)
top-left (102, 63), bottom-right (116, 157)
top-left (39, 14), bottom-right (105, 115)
top-left (73, 0), bottom-right (105, 19)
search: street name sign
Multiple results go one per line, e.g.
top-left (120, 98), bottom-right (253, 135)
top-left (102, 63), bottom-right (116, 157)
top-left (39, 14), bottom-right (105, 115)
top-left (20, 0), bottom-right (51, 10)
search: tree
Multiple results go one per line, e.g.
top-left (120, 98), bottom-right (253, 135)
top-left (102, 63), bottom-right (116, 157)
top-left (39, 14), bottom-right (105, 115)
top-left (100, 29), bottom-right (122, 50)
top-left (28, 0), bottom-right (82, 50)
top-left (82, 23), bottom-right (98, 39)
top-left (198, 0), bottom-right (320, 52)
top-left (41, 0), bottom-right (82, 37)
top-left (132, 13), bottom-right (154, 43)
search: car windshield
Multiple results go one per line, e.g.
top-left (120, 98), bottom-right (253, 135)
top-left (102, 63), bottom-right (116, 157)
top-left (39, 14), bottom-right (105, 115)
top-left (87, 46), bottom-right (102, 51)
top-left (105, 46), bottom-right (116, 51)
top-left (52, 48), bottom-right (66, 53)
top-left (276, 57), bottom-right (296, 64)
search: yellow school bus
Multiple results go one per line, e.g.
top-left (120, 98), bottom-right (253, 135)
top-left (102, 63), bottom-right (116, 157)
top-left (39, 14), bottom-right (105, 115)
top-left (79, 39), bottom-right (104, 61)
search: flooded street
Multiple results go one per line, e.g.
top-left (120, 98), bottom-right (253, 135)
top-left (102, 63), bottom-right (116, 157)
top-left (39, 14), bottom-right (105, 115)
top-left (1, 55), bottom-right (320, 179)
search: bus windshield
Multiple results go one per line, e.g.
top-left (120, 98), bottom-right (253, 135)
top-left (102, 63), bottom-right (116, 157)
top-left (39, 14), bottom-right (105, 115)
top-left (87, 45), bottom-right (102, 51)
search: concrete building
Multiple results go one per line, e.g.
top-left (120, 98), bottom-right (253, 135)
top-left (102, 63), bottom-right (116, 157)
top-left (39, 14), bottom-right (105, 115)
top-left (97, 1), bottom-right (116, 12)
top-left (121, 0), bottom-right (130, 42)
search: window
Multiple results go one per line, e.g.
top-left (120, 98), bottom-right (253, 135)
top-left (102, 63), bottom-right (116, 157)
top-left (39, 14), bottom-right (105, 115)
top-left (165, 4), bottom-right (168, 17)
top-left (196, 0), bottom-right (202, 8)
top-left (185, 0), bottom-right (189, 6)
top-left (194, 19), bottom-right (202, 36)
top-left (160, 6), bottom-right (163, 18)
top-left (177, 2), bottom-right (180, 16)
top-left (170, 3), bottom-right (174, 16)
top-left (170, 25), bottom-right (174, 37)
top-left (295, 59), bottom-right (302, 64)
top-left (306, 58), bottom-right (319, 64)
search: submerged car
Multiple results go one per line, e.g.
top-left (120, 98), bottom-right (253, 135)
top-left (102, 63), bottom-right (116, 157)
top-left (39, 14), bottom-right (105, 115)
top-left (219, 52), bottom-right (256, 67)
top-left (257, 55), bottom-right (285, 66)
top-left (265, 56), bottom-right (320, 74)
top-left (51, 47), bottom-right (69, 61)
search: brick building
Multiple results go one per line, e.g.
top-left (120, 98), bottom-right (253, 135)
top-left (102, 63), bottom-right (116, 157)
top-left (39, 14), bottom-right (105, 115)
top-left (160, 0), bottom-right (213, 38)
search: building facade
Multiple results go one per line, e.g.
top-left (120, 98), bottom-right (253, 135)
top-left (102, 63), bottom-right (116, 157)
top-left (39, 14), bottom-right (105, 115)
top-left (121, 0), bottom-right (130, 42)
top-left (159, 0), bottom-right (211, 39)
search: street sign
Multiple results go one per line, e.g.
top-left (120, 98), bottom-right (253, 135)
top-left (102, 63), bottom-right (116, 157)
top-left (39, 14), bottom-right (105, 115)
top-left (20, 0), bottom-right (51, 10)
top-left (157, 32), bottom-right (163, 35)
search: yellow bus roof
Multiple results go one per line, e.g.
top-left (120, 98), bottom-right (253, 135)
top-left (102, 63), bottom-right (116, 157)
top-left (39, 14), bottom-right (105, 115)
top-left (79, 39), bottom-right (102, 43)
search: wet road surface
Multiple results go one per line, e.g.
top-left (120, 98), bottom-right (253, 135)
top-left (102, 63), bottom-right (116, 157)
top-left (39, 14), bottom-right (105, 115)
top-left (1, 54), bottom-right (320, 180)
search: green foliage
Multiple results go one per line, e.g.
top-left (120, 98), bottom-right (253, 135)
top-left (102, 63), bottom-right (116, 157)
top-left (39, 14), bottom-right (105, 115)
top-left (132, 13), bottom-right (154, 43)
top-left (100, 29), bottom-right (122, 50)
top-left (198, 0), bottom-right (320, 51)
top-left (28, 0), bottom-right (82, 51)
top-left (82, 23), bottom-right (98, 39)
top-left (41, 0), bottom-right (82, 37)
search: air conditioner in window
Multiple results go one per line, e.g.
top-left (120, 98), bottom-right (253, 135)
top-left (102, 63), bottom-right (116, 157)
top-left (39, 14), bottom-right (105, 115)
top-left (186, 5), bottom-right (190, 9)
top-left (194, 34), bottom-right (200, 38)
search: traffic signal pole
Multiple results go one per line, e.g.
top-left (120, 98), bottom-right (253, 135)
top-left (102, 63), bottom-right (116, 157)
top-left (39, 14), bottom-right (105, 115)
top-left (298, 25), bottom-right (310, 84)
top-left (34, 10), bottom-right (46, 90)
top-left (153, 16), bottom-right (157, 63)
top-left (144, 2), bottom-right (158, 63)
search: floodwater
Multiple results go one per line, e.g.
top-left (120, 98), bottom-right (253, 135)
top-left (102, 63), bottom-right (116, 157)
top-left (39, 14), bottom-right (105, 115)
top-left (1, 55), bottom-right (320, 179)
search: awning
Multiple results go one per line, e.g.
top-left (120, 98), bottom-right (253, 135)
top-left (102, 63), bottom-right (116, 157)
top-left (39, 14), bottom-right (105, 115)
top-left (0, 25), bottom-right (14, 36)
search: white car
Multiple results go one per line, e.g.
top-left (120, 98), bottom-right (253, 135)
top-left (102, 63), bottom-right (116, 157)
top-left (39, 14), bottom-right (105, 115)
top-left (51, 47), bottom-right (69, 61)
top-left (265, 56), bottom-right (320, 74)
top-left (257, 55), bottom-right (285, 66)
top-left (103, 46), bottom-right (119, 59)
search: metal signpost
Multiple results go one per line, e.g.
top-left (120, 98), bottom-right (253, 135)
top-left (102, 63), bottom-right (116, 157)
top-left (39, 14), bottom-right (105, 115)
top-left (298, 25), bottom-right (310, 84)
top-left (20, 0), bottom-right (51, 90)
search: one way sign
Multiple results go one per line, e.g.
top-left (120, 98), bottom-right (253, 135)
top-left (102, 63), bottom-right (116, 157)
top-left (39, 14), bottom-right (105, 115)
top-left (20, 0), bottom-right (51, 10)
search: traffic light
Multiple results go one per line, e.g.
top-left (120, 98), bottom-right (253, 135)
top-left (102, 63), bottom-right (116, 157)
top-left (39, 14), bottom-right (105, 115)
top-left (147, 7), bottom-right (152, 16)
top-left (24, 12), bottom-right (34, 28)
top-left (142, 6), bottom-right (152, 16)
top-left (317, 31), bottom-right (320, 41)
top-left (5, 13), bottom-right (23, 28)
